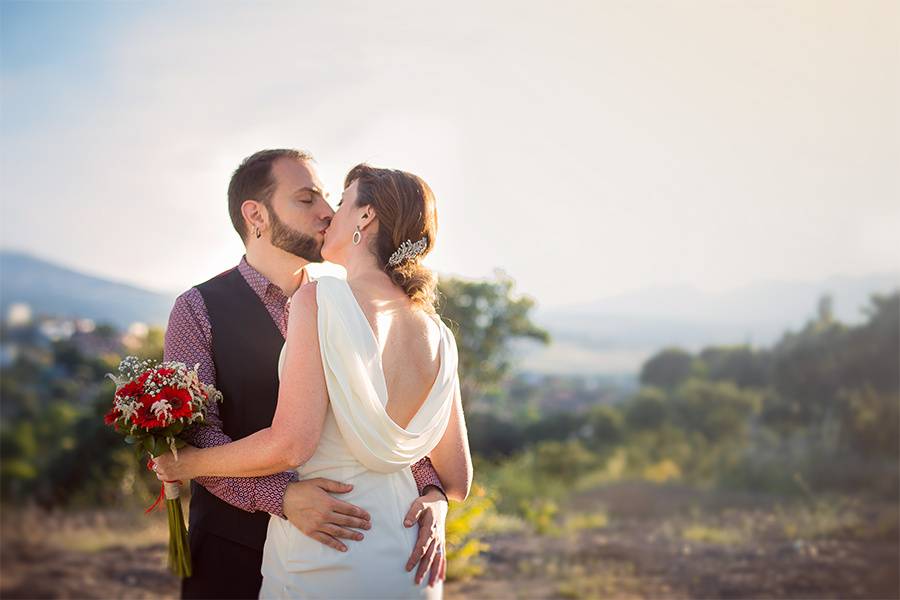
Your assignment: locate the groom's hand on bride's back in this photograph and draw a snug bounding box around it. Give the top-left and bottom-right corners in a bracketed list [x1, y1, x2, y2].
[282, 478, 371, 552]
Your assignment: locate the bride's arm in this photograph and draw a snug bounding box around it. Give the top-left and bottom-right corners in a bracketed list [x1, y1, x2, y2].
[154, 283, 327, 480]
[427, 374, 473, 502]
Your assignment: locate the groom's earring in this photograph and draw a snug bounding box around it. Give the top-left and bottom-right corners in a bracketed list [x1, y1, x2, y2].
[352, 226, 361, 245]
[255, 227, 261, 239]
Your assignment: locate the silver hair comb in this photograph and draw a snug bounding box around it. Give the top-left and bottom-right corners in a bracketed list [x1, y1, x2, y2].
[388, 236, 428, 266]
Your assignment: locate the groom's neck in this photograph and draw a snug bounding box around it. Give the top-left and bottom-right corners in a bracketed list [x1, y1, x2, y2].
[244, 245, 309, 297]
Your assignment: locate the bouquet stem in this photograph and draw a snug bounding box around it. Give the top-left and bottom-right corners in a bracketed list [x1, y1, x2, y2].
[163, 482, 191, 578]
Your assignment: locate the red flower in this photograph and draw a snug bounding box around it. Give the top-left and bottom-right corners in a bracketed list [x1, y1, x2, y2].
[171, 388, 194, 419]
[132, 394, 164, 429]
[116, 379, 143, 400]
[104, 407, 121, 427]
[129, 387, 195, 431]
[156, 386, 193, 418]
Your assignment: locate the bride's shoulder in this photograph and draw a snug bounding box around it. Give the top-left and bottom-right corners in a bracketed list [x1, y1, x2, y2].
[426, 311, 457, 346]
[305, 275, 350, 303]
[289, 279, 320, 314]
[306, 275, 343, 291]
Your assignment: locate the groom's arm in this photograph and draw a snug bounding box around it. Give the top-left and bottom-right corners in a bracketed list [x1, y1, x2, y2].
[164, 288, 296, 519]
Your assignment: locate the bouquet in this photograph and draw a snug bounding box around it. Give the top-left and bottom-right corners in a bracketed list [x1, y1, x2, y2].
[104, 356, 223, 578]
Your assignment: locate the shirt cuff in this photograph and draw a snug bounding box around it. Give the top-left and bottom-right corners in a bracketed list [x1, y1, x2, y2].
[411, 456, 445, 497]
[256, 471, 299, 519]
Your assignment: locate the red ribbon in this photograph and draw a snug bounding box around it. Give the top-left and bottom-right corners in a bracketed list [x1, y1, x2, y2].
[145, 458, 181, 514]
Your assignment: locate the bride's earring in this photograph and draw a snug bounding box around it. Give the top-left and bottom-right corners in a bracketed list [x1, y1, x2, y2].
[352, 226, 361, 245]
[255, 227, 261, 239]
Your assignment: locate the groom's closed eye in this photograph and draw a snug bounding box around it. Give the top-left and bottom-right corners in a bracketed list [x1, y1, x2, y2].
[293, 187, 328, 205]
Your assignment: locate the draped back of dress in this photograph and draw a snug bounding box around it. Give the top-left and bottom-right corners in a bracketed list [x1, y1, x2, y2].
[314, 276, 458, 472]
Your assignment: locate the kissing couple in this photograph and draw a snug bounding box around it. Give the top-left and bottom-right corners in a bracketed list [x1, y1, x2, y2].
[153, 149, 472, 599]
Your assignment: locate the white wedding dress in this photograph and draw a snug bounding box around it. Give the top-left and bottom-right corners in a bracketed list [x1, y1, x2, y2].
[259, 276, 458, 599]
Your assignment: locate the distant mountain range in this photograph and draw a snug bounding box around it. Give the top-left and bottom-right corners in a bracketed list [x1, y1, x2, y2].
[0, 250, 175, 328]
[2, 249, 897, 375]
[516, 273, 899, 375]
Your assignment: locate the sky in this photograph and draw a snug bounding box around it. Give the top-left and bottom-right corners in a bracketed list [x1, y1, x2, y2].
[1, 1, 897, 309]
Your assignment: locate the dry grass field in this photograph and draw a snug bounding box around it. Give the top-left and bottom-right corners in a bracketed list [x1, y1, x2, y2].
[2, 482, 897, 599]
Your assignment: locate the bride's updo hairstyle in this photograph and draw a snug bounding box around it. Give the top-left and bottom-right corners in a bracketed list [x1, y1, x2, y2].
[345, 164, 438, 314]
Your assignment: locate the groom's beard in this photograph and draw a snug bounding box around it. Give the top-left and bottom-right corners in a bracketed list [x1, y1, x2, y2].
[269, 209, 324, 263]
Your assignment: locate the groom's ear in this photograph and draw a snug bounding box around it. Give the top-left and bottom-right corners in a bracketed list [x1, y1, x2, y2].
[241, 199, 269, 238]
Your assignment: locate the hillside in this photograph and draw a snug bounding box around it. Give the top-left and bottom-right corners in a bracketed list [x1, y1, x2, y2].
[0, 250, 174, 328]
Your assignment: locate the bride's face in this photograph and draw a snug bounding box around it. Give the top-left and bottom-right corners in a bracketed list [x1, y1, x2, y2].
[322, 180, 366, 266]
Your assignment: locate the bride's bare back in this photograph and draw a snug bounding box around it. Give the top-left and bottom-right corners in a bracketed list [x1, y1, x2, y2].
[349, 286, 443, 430]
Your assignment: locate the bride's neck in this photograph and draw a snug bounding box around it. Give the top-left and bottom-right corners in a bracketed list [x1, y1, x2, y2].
[344, 252, 403, 302]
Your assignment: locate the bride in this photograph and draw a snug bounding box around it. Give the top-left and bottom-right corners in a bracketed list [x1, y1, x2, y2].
[153, 164, 473, 599]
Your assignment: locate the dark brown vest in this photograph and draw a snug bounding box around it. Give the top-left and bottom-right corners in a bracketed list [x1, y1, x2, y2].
[189, 267, 284, 551]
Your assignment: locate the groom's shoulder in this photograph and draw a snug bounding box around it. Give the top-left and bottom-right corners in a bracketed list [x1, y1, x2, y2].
[195, 266, 240, 290]
[167, 286, 208, 331]
[168, 267, 239, 321]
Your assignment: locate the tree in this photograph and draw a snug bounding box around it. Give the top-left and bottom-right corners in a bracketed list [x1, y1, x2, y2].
[842, 292, 899, 395]
[639, 347, 695, 390]
[436, 271, 549, 409]
[624, 386, 669, 432]
[669, 379, 762, 445]
[533, 439, 598, 488]
[834, 292, 899, 458]
[0, 320, 164, 506]
[767, 302, 848, 429]
[523, 411, 583, 444]
[584, 404, 624, 453]
[698, 345, 770, 388]
[465, 412, 526, 458]
[837, 385, 900, 458]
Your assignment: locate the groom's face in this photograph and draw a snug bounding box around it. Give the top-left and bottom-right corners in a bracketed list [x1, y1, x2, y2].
[265, 158, 334, 262]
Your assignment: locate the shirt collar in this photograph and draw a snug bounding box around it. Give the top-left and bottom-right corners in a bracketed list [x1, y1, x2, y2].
[238, 255, 305, 304]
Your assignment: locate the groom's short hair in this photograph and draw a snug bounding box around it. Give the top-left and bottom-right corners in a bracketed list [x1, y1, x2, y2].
[228, 149, 314, 241]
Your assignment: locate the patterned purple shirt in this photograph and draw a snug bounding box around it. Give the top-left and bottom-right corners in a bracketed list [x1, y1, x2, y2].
[163, 256, 443, 519]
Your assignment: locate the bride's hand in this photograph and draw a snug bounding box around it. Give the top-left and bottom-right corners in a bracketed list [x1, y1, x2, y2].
[151, 445, 199, 482]
[403, 486, 448, 587]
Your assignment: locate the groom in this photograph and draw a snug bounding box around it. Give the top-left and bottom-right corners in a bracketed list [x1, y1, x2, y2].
[164, 149, 449, 599]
